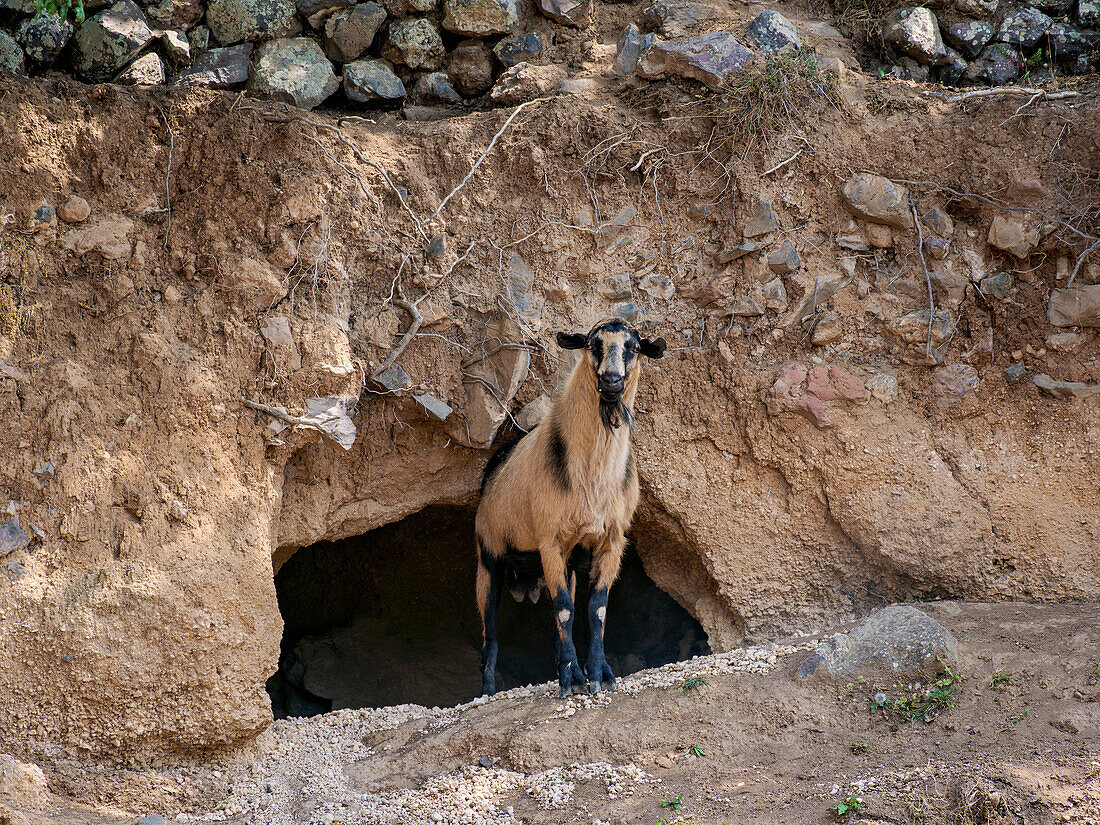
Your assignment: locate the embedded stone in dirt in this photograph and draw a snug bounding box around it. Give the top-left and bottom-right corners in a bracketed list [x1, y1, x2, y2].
[344, 58, 407, 101]
[446, 39, 494, 95]
[412, 71, 462, 103]
[641, 0, 718, 38]
[997, 7, 1052, 49]
[249, 38, 340, 110]
[0, 753, 49, 810]
[745, 10, 801, 54]
[206, 0, 299, 45]
[810, 314, 840, 345]
[797, 605, 958, 680]
[883, 7, 947, 64]
[840, 173, 913, 230]
[382, 17, 446, 70]
[743, 200, 779, 238]
[117, 52, 166, 85]
[932, 364, 980, 410]
[71, 1, 155, 83]
[537, 0, 587, 27]
[322, 3, 386, 64]
[964, 43, 1020, 85]
[442, 0, 518, 36]
[888, 308, 954, 365]
[978, 271, 1012, 299]
[1032, 374, 1100, 400]
[767, 239, 800, 274]
[174, 43, 254, 87]
[494, 32, 545, 68]
[807, 365, 867, 403]
[15, 13, 72, 64]
[865, 372, 898, 403]
[636, 32, 753, 88]
[0, 519, 30, 557]
[613, 23, 649, 76]
[61, 216, 134, 260]
[987, 215, 1038, 259]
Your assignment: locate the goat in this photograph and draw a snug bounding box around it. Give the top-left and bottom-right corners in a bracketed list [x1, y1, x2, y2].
[475, 318, 666, 697]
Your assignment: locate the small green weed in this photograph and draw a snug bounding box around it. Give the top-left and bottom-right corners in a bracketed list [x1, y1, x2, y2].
[661, 793, 684, 811]
[685, 743, 705, 757]
[834, 795, 863, 816]
[33, 0, 85, 23]
[850, 741, 869, 753]
[989, 668, 1013, 690]
[679, 676, 708, 694]
[870, 662, 958, 724]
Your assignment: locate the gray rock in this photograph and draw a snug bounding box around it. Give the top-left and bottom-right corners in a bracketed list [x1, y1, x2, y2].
[144, 0, 205, 28]
[768, 239, 800, 274]
[1033, 374, 1100, 399]
[117, 52, 165, 84]
[641, 0, 717, 37]
[997, 7, 1051, 50]
[955, 0, 997, 13]
[717, 240, 766, 262]
[841, 173, 913, 230]
[382, 17, 445, 70]
[174, 43, 253, 86]
[15, 13, 73, 64]
[0, 31, 25, 75]
[138, 817, 171, 825]
[0, 518, 30, 556]
[537, 0, 587, 27]
[762, 277, 787, 311]
[1048, 285, 1100, 328]
[188, 25, 210, 52]
[446, 39, 493, 95]
[937, 48, 968, 85]
[744, 200, 779, 238]
[344, 57, 406, 101]
[206, 0, 298, 45]
[979, 272, 1012, 299]
[637, 31, 753, 87]
[373, 363, 412, 392]
[248, 38, 339, 109]
[614, 303, 645, 324]
[162, 29, 190, 63]
[1068, 52, 1093, 75]
[887, 55, 932, 81]
[1046, 331, 1088, 352]
[889, 308, 955, 365]
[943, 19, 993, 58]
[923, 207, 954, 238]
[613, 23, 652, 76]
[1031, 0, 1072, 13]
[964, 43, 1020, 85]
[731, 294, 764, 316]
[988, 215, 1038, 258]
[413, 392, 453, 421]
[1005, 361, 1027, 383]
[883, 7, 946, 64]
[442, 0, 518, 36]
[865, 372, 898, 403]
[1080, 0, 1100, 27]
[72, 1, 154, 82]
[0, 0, 34, 11]
[412, 71, 462, 103]
[639, 273, 674, 300]
[493, 32, 543, 68]
[745, 10, 800, 54]
[598, 273, 633, 301]
[5, 561, 26, 579]
[322, 3, 386, 64]
[1047, 22, 1090, 60]
[798, 605, 958, 680]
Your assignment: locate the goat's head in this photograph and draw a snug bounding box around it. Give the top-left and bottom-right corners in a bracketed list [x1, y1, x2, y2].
[556, 319, 666, 428]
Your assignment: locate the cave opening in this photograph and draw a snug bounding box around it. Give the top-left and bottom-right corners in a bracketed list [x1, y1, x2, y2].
[267, 505, 710, 717]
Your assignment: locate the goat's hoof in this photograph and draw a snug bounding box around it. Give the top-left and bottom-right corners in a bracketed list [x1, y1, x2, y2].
[586, 659, 617, 693]
[481, 678, 497, 697]
[558, 657, 587, 697]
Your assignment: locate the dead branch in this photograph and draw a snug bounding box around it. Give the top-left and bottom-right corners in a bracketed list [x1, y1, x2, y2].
[911, 203, 936, 357]
[461, 372, 529, 433]
[923, 86, 1081, 104]
[1068, 237, 1100, 287]
[762, 148, 803, 177]
[304, 134, 381, 210]
[371, 284, 423, 380]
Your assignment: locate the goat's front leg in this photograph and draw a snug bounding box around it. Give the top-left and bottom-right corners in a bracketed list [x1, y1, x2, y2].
[476, 540, 504, 696]
[587, 534, 626, 693]
[542, 546, 586, 698]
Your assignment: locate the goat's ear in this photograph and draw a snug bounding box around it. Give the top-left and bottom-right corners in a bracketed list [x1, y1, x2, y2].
[640, 337, 667, 359]
[556, 331, 588, 350]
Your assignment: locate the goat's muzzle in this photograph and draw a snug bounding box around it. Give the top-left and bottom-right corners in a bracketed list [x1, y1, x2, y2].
[598, 373, 624, 402]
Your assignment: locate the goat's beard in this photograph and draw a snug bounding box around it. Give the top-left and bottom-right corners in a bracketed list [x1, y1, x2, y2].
[599, 396, 635, 432]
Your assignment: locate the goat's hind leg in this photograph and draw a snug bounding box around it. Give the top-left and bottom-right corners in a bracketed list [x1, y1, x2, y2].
[476, 539, 505, 696]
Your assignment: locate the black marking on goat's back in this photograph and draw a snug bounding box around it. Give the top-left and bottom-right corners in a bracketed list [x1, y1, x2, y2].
[547, 418, 570, 491]
[480, 428, 531, 494]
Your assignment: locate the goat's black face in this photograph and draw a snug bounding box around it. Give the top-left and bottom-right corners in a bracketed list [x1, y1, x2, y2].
[556, 320, 666, 407]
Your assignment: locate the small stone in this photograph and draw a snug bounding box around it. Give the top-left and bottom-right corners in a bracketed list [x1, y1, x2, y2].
[537, 0, 587, 27]
[596, 205, 637, 249]
[515, 394, 551, 430]
[887, 55, 932, 82]
[841, 173, 913, 230]
[836, 219, 869, 251]
[5, 561, 26, 579]
[889, 309, 955, 365]
[478, 755, 494, 768]
[943, 19, 993, 58]
[28, 203, 57, 233]
[138, 817, 171, 825]
[956, 0, 997, 13]
[162, 29, 191, 63]
[1005, 361, 1027, 383]
[188, 25, 210, 53]
[297, 0, 352, 17]
[344, 58, 407, 101]
[117, 52, 165, 85]
[811, 315, 841, 345]
[767, 239, 800, 274]
[612, 23, 649, 76]
[937, 47, 968, 86]
[883, 7, 947, 65]
[322, 3, 386, 64]
[413, 392, 453, 421]
[58, 196, 90, 224]
[717, 240, 766, 262]
[0, 30, 25, 75]
[146, 0, 206, 29]
[494, 32, 544, 68]
[0, 518, 31, 556]
[426, 235, 447, 261]
[488, 61, 567, 105]
[924, 236, 950, 260]
[865, 223, 892, 249]
[1046, 22, 1090, 59]
[442, 0, 518, 36]
[922, 207, 954, 238]
[636, 31, 753, 87]
[762, 277, 787, 311]
[745, 10, 801, 54]
[1048, 285, 1100, 328]
[15, 12, 73, 64]
[639, 273, 674, 300]
[979, 272, 1012, 300]
[744, 200, 779, 238]
[382, 17, 446, 70]
[206, 0, 298, 44]
[1046, 332, 1087, 352]
[865, 373, 898, 403]
[932, 364, 980, 409]
[1033, 374, 1100, 399]
[597, 273, 632, 301]
[72, 1, 155, 83]
[998, 7, 1051, 50]
[1079, 0, 1100, 27]
[373, 363, 412, 392]
[988, 215, 1039, 259]
[731, 294, 764, 316]
[446, 39, 494, 96]
[174, 44, 253, 87]
[614, 303, 644, 324]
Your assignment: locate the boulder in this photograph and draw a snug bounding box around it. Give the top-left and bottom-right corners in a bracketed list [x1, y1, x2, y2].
[248, 38, 339, 110]
[798, 605, 958, 680]
[15, 13, 73, 64]
[943, 19, 993, 58]
[488, 61, 567, 104]
[442, 0, 518, 36]
[745, 10, 801, 54]
[412, 71, 462, 103]
[72, 1, 155, 83]
[117, 52, 165, 84]
[0, 31, 24, 76]
[987, 215, 1038, 258]
[963, 43, 1019, 85]
[446, 39, 493, 95]
[637, 32, 753, 87]
[494, 32, 544, 68]
[997, 7, 1051, 50]
[344, 58, 406, 101]
[883, 7, 946, 64]
[537, 0, 587, 27]
[1047, 285, 1100, 328]
[173, 44, 253, 87]
[641, 1, 718, 37]
[144, 0, 205, 29]
[322, 3, 386, 64]
[206, 0, 298, 44]
[841, 173, 913, 230]
[382, 17, 445, 70]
